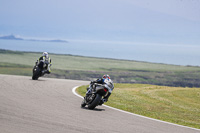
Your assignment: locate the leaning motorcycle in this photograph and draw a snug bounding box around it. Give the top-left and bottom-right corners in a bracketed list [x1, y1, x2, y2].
[81, 80, 114, 110]
[32, 60, 49, 80]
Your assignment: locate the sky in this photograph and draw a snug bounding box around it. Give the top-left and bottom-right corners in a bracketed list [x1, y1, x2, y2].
[0, 0, 200, 45]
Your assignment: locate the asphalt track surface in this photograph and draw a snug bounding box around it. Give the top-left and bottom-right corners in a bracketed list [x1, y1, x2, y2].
[0, 74, 199, 133]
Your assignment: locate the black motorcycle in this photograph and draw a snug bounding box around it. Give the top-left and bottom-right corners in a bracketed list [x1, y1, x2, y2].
[32, 60, 49, 80]
[81, 81, 114, 110]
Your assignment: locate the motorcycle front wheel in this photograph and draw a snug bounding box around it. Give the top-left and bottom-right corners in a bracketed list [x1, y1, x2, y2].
[32, 67, 40, 80]
[81, 98, 86, 108]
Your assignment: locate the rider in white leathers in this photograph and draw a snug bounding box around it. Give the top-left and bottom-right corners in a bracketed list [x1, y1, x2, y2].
[87, 74, 114, 105]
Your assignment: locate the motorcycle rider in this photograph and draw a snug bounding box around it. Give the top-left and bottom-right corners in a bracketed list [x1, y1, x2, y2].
[87, 74, 114, 105]
[38, 52, 52, 74]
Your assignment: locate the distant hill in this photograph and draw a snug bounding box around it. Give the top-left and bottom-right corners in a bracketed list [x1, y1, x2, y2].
[0, 35, 68, 43]
[0, 35, 23, 40]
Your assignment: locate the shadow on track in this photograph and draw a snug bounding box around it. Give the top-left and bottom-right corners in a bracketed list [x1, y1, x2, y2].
[81, 107, 105, 111]
[29, 79, 46, 81]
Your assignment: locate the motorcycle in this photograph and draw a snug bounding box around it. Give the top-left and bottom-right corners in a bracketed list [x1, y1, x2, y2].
[32, 59, 50, 80]
[81, 80, 114, 110]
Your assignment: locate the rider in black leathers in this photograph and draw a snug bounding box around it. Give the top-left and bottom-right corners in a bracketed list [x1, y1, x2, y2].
[38, 52, 52, 74]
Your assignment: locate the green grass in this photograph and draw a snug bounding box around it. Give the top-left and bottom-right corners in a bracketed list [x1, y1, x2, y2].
[76, 84, 200, 129]
[0, 49, 200, 87]
[0, 62, 32, 76]
[0, 49, 199, 72]
[1, 49, 200, 129]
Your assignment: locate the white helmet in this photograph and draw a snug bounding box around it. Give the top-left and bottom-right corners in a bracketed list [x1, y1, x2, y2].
[43, 52, 48, 58]
[102, 74, 110, 79]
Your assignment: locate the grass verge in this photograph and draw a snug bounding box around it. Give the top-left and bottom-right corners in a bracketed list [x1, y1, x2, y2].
[76, 84, 200, 129]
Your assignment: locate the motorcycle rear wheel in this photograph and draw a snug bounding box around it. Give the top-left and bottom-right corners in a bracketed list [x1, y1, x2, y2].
[88, 94, 101, 110]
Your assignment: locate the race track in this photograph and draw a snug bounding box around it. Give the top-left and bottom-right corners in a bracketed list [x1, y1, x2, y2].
[0, 74, 199, 133]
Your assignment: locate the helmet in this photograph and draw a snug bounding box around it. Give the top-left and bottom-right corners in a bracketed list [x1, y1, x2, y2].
[102, 74, 110, 79]
[43, 52, 48, 58]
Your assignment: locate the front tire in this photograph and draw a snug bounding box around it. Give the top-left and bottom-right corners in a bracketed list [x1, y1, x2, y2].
[88, 94, 102, 110]
[32, 67, 40, 80]
[81, 99, 86, 108]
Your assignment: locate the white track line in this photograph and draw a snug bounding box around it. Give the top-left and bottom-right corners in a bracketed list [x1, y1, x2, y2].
[72, 86, 200, 131]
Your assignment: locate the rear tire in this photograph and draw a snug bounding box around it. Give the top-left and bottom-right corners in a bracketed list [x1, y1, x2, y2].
[88, 94, 101, 110]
